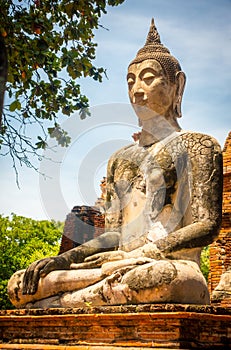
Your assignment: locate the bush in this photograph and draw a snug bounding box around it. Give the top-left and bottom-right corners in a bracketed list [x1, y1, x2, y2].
[200, 246, 210, 282]
[0, 214, 63, 309]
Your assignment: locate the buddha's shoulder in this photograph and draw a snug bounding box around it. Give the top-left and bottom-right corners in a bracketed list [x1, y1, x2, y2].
[107, 143, 139, 169]
[146, 131, 222, 161]
[109, 142, 138, 159]
[179, 130, 220, 144]
[178, 131, 221, 151]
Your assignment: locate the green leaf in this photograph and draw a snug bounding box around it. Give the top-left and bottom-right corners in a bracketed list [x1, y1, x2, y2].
[9, 100, 21, 112]
[35, 136, 47, 149]
[64, 2, 74, 16]
[62, 105, 71, 115]
[67, 65, 78, 79]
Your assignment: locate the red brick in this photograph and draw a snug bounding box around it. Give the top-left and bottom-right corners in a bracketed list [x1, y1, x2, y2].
[209, 132, 231, 295]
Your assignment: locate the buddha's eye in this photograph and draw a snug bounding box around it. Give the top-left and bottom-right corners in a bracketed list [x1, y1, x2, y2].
[127, 75, 135, 89]
[142, 71, 155, 85]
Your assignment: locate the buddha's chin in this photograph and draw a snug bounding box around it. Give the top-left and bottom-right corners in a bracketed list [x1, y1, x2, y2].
[132, 104, 158, 121]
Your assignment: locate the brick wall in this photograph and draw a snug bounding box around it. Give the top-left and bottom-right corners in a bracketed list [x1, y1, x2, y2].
[1, 305, 231, 348]
[59, 178, 106, 254]
[59, 206, 105, 255]
[209, 131, 231, 295]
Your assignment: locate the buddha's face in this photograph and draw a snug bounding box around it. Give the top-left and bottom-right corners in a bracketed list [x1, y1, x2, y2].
[127, 59, 176, 121]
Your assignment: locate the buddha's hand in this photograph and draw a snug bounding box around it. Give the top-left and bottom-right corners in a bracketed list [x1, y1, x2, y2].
[125, 242, 165, 260]
[22, 255, 70, 295]
[70, 250, 128, 270]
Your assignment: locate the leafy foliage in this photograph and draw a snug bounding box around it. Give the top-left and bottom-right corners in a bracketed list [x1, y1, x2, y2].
[0, 0, 125, 172]
[0, 213, 63, 309]
[200, 246, 210, 282]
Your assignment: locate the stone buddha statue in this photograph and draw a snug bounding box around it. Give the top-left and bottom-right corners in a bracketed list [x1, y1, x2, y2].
[8, 19, 222, 308]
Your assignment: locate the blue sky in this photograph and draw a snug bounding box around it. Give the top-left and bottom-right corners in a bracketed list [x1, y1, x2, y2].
[1, 0, 231, 221]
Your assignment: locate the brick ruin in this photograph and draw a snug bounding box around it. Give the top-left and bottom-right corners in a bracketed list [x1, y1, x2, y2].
[1, 304, 231, 349]
[59, 133, 231, 303]
[58, 178, 106, 254]
[209, 131, 231, 299]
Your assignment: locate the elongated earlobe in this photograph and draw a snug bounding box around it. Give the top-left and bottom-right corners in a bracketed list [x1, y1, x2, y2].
[174, 71, 186, 118]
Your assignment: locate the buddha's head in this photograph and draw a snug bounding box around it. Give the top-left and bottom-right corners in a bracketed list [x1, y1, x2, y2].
[127, 19, 186, 124]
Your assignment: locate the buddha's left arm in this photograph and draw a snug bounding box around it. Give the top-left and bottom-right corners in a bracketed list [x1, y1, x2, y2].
[155, 134, 223, 255]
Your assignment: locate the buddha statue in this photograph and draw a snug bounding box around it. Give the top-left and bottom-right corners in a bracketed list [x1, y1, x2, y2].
[8, 19, 222, 308]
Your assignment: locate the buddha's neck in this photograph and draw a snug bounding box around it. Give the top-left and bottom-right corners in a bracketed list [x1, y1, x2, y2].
[138, 116, 181, 147]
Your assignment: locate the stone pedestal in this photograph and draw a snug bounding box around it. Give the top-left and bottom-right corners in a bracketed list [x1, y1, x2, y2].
[0, 304, 231, 349]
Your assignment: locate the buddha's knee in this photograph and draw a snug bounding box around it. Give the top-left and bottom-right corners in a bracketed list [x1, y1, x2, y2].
[122, 260, 177, 295]
[7, 269, 26, 308]
[121, 260, 210, 304]
[169, 260, 210, 304]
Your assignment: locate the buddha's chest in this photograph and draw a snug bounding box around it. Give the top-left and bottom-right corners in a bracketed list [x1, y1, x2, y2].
[113, 144, 177, 203]
[110, 137, 192, 251]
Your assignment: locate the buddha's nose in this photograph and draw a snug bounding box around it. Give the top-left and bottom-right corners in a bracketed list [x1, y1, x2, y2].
[132, 89, 147, 104]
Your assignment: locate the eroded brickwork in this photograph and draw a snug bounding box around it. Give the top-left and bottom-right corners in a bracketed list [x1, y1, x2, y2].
[59, 183, 105, 254]
[59, 206, 105, 254]
[209, 132, 231, 295]
[0, 305, 231, 348]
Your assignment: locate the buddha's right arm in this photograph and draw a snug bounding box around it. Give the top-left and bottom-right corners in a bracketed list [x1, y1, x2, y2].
[59, 231, 121, 265]
[23, 154, 122, 295]
[22, 231, 120, 295]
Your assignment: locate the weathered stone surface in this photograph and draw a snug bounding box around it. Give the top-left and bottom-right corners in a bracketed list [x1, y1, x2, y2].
[212, 269, 231, 302]
[1, 303, 231, 315]
[7, 19, 222, 309]
[8, 268, 103, 308]
[0, 305, 231, 349]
